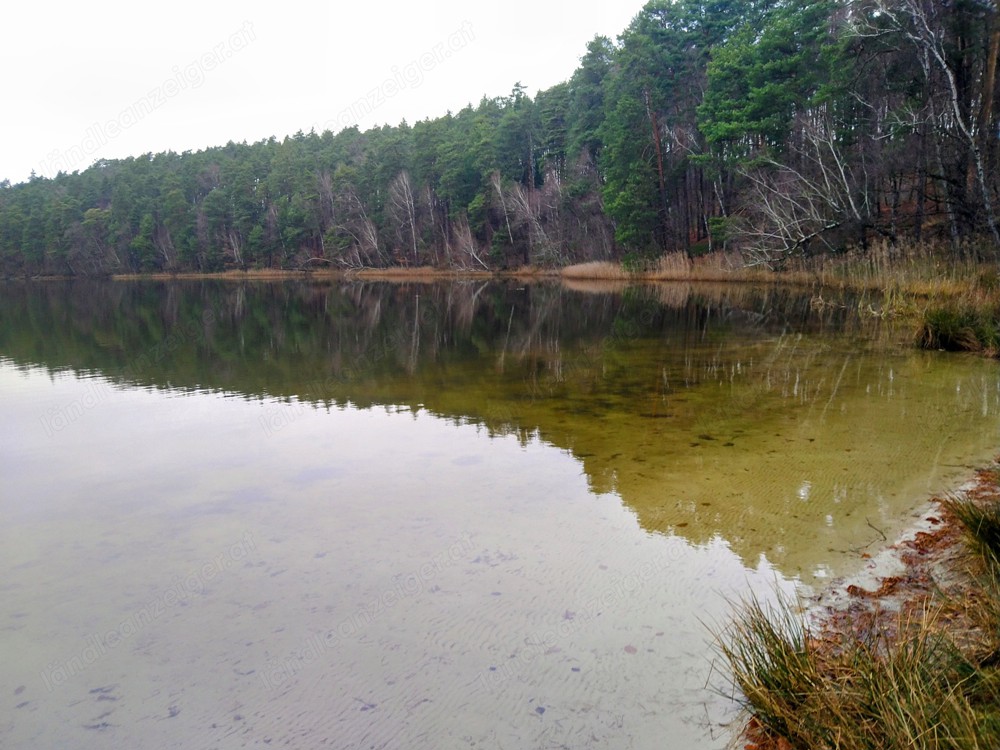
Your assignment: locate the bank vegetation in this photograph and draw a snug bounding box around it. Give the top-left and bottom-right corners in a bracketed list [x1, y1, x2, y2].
[718, 465, 1000, 749]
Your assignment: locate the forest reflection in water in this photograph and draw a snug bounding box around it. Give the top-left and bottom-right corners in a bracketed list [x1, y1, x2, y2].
[3, 279, 998, 581]
[3, 278, 1000, 750]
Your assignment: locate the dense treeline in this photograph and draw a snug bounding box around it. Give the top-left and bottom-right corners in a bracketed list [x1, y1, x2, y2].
[2, 0, 999, 276]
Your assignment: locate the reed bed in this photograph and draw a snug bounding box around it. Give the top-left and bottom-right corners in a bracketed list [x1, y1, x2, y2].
[558, 245, 1000, 356]
[799, 239, 995, 295]
[560, 252, 776, 282]
[562, 240, 996, 291]
[559, 260, 632, 280]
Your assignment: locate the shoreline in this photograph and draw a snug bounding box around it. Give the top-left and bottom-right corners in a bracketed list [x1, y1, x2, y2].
[1, 250, 985, 297]
[1, 267, 824, 294]
[805, 471, 982, 628]
[736, 458, 1000, 749]
[3, 256, 809, 286]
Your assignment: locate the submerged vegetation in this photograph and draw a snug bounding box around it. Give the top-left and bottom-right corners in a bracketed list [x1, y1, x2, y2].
[718, 473, 1000, 749]
[3, 0, 1000, 277]
[11, 278, 1000, 583]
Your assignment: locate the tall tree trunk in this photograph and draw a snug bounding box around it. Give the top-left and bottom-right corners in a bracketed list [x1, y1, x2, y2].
[979, 10, 1000, 250]
[915, 123, 926, 243]
[644, 88, 669, 249]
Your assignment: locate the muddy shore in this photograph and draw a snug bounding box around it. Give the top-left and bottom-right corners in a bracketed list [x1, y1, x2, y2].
[807, 461, 999, 640]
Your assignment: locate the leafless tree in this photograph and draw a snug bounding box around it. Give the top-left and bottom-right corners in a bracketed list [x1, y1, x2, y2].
[388, 171, 420, 264]
[225, 229, 244, 268]
[738, 113, 872, 267]
[333, 186, 384, 268]
[852, 0, 999, 243]
[451, 215, 490, 270]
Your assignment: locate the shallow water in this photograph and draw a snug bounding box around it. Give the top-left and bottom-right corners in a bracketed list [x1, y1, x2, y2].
[2, 280, 999, 749]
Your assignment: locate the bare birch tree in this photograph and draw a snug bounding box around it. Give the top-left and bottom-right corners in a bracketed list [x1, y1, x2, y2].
[388, 171, 420, 264]
[333, 186, 384, 268]
[452, 215, 490, 270]
[739, 114, 873, 268]
[853, 0, 999, 243]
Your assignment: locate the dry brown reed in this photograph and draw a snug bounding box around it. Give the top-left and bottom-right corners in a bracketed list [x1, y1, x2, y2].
[560, 261, 632, 280]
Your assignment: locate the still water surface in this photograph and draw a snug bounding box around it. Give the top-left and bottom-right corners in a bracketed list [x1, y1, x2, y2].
[2, 280, 999, 748]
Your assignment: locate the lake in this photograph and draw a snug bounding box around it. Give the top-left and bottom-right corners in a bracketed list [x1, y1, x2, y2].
[2, 279, 999, 749]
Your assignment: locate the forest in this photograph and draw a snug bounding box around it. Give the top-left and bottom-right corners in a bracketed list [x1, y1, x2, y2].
[2, 0, 999, 276]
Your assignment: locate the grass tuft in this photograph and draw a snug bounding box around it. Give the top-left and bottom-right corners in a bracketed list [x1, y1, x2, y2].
[944, 497, 1000, 573]
[916, 308, 1000, 353]
[717, 597, 835, 748]
[718, 597, 999, 749]
[716, 485, 1000, 750]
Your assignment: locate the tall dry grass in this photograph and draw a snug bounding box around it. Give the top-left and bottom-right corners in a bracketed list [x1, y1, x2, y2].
[561, 252, 776, 282]
[560, 261, 631, 280]
[562, 240, 999, 291]
[794, 238, 997, 296]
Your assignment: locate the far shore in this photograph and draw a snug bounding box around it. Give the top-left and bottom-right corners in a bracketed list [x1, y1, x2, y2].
[5, 242, 993, 302]
[105, 257, 758, 284]
[10, 261, 793, 287]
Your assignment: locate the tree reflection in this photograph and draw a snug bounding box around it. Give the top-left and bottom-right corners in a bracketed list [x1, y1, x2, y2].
[3, 279, 991, 582]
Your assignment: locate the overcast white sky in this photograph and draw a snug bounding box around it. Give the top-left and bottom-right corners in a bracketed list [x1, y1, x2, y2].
[1, 1, 641, 184]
